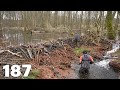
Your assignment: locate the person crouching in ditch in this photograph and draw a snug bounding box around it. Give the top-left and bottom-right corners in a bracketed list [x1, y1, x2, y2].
[73, 33, 80, 47]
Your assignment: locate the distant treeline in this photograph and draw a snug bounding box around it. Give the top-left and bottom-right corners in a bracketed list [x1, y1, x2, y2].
[0, 11, 120, 40]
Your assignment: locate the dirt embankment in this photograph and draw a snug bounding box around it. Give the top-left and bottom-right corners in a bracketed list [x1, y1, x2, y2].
[109, 60, 120, 72]
[109, 50, 120, 72]
[24, 44, 78, 79]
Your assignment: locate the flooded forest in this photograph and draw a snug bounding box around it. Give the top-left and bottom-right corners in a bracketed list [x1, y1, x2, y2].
[0, 11, 120, 79]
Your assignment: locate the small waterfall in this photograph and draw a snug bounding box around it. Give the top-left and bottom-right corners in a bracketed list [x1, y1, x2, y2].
[95, 59, 112, 70]
[95, 40, 120, 70]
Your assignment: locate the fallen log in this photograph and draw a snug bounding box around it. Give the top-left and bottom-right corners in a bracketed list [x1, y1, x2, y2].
[8, 59, 26, 61]
[0, 50, 22, 58]
[103, 56, 118, 59]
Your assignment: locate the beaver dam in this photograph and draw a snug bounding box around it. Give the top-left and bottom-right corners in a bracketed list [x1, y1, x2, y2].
[1, 34, 118, 79]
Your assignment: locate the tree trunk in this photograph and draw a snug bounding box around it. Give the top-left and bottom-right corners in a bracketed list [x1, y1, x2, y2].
[80, 11, 83, 34]
[0, 11, 3, 39]
[54, 11, 58, 28]
[115, 12, 119, 40]
[106, 11, 115, 40]
[87, 11, 91, 30]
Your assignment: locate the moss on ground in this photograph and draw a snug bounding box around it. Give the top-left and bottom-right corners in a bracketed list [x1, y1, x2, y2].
[74, 46, 93, 56]
[23, 69, 40, 79]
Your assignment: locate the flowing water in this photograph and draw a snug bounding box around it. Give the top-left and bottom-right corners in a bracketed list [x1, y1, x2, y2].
[71, 41, 120, 79]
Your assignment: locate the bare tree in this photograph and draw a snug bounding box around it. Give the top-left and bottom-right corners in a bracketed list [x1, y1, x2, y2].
[86, 11, 91, 30]
[54, 11, 58, 28]
[105, 11, 116, 40]
[0, 11, 3, 41]
[80, 11, 83, 32]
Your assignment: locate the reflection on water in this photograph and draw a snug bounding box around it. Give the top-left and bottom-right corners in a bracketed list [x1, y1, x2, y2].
[2, 29, 72, 46]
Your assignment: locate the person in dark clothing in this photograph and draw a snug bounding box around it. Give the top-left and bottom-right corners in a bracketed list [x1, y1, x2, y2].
[73, 33, 80, 47]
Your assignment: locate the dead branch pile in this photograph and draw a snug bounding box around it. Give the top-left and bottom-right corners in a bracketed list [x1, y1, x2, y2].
[0, 37, 112, 62]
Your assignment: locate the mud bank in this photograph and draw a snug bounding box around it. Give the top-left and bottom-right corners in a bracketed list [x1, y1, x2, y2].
[109, 44, 120, 72]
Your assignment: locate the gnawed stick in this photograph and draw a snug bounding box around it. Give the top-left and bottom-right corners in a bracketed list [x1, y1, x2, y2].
[27, 48, 33, 59]
[19, 47, 30, 60]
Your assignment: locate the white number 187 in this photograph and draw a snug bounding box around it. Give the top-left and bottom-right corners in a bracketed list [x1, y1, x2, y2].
[3, 64, 31, 77]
